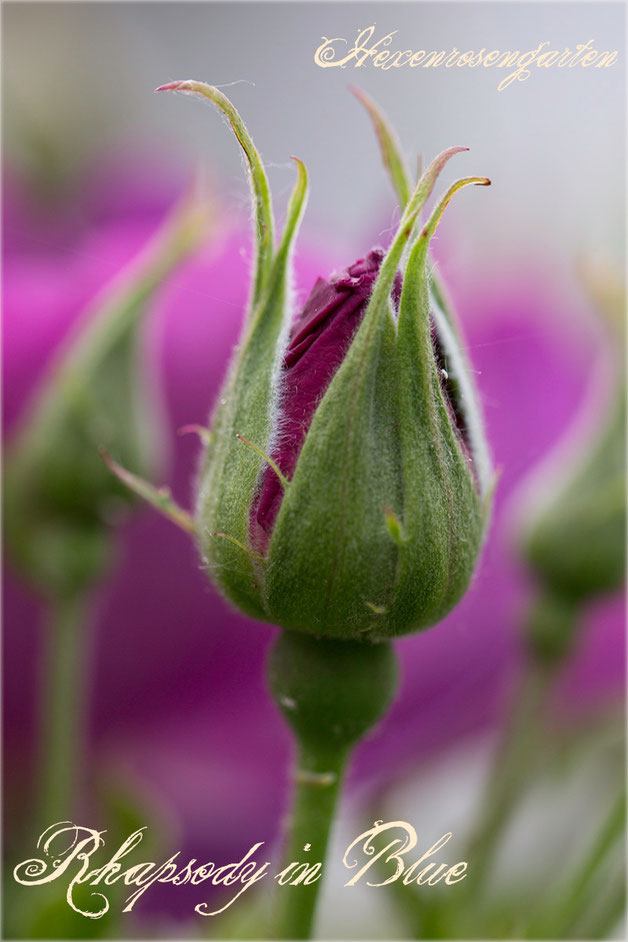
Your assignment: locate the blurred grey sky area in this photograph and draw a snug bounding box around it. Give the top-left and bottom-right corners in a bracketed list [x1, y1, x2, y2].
[3, 2, 626, 278]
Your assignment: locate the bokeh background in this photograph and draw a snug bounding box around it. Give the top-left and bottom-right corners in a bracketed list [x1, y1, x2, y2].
[3, 2, 626, 939]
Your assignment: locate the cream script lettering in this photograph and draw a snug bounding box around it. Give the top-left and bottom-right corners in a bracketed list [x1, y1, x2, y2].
[14, 819, 467, 919]
[314, 27, 618, 90]
[13, 823, 271, 918]
[343, 820, 468, 887]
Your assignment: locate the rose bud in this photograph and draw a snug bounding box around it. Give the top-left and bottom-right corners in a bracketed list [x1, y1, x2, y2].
[514, 260, 625, 657]
[4, 192, 207, 597]
[522, 391, 625, 603]
[154, 83, 493, 640]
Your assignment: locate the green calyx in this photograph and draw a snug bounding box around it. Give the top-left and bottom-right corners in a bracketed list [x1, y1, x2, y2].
[162, 82, 494, 638]
[264, 170, 491, 639]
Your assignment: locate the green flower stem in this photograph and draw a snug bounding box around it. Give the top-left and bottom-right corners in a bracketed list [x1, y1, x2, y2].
[462, 590, 581, 899]
[574, 876, 626, 940]
[463, 652, 555, 893]
[275, 744, 348, 939]
[39, 590, 90, 828]
[539, 787, 625, 939]
[268, 631, 399, 940]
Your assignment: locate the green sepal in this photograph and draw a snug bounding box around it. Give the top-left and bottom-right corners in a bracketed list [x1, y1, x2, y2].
[387, 179, 490, 631]
[261, 151, 450, 636]
[156, 80, 274, 307]
[194, 144, 308, 618]
[353, 85, 492, 490]
[351, 86, 411, 210]
[264, 304, 402, 638]
[100, 449, 196, 534]
[352, 87, 491, 470]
